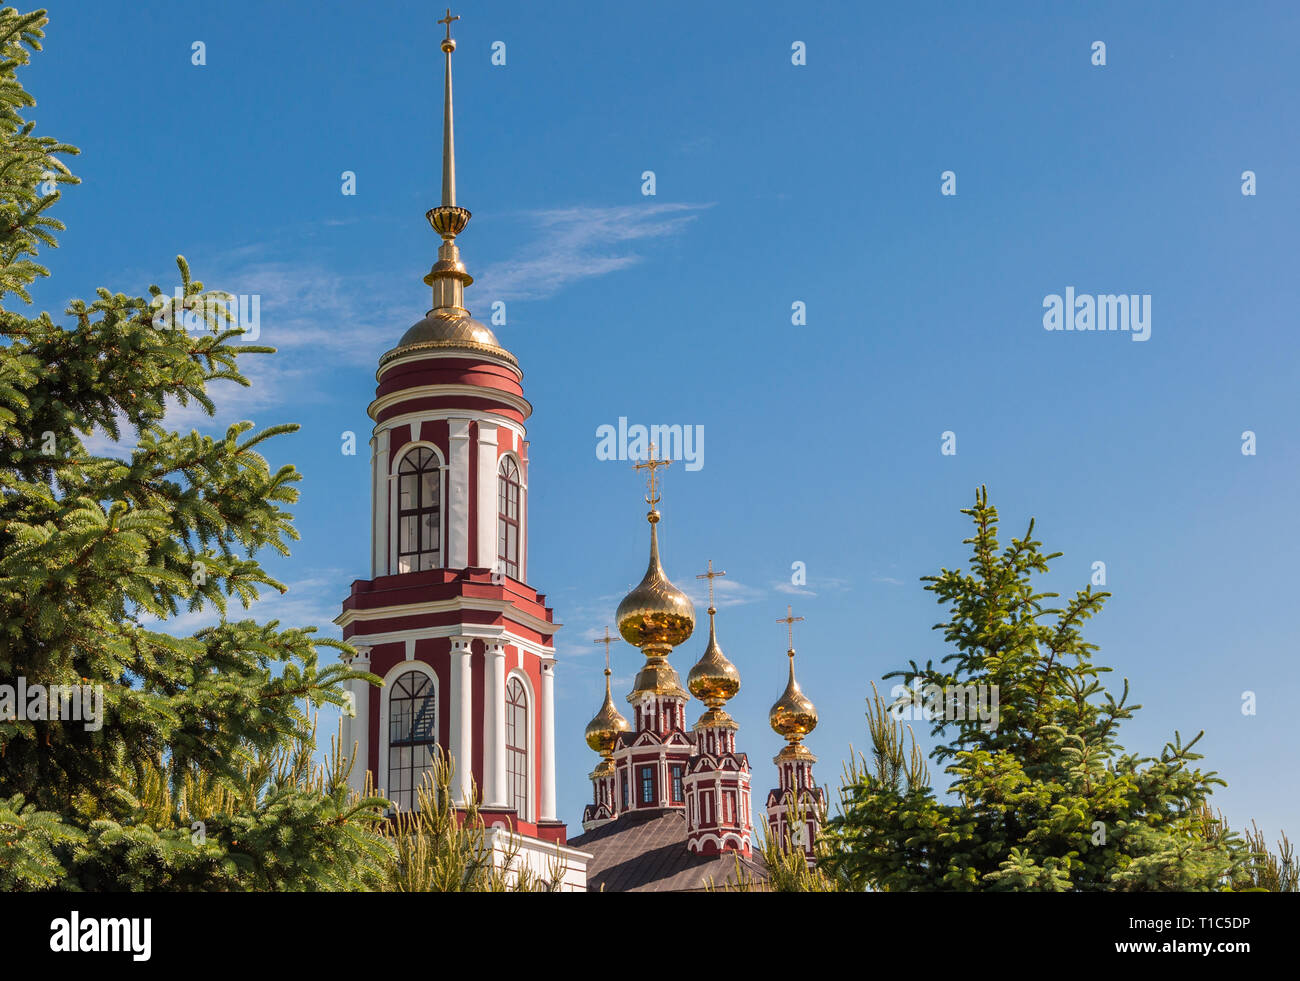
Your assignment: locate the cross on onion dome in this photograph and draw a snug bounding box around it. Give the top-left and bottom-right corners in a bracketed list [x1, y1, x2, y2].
[776, 604, 805, 651]
[633, 441, 672, 508]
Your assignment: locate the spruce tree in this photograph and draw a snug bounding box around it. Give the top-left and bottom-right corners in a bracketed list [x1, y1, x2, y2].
[821, 488, 1253, 891]
[0, 7, 390, 891]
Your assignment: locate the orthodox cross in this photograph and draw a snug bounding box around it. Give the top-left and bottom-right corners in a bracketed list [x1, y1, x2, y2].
[776, 604, 805, 650]
[438, 8, 459, 40]
[594, 626, 615, 673]
[633, 441, 671, 508]
[696, 559, 727, 610]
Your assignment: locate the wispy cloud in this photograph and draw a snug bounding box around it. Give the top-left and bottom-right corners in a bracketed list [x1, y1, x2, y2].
[774, 575, 852, 598]
[142, 571, 349, 643]
[474, 202, 712, 301]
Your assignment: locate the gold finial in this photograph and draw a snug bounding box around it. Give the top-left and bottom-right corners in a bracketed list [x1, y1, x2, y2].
[695, 559, 726, 613]
[633, 442, 672, 510]
[776, 604, 805, 651]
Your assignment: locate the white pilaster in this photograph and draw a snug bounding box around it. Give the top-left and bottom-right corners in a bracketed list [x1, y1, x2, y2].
[476, 421, 498, 571]
[372, 429, 390, 577]
[345, 647, 371, 796]
[448, 419, 471, 569]
[449, 636, 475, 804]
[484, 641, 508, 807]
[540, 659, 556, 821]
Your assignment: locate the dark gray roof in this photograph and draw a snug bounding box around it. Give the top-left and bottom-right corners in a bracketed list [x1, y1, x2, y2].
[568, 809, 768, 892]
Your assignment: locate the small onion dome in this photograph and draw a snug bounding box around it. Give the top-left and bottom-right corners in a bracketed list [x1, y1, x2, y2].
[584, 668, 630, 758]
[770, 648, 818, 743]
[386, 308, 518, 368]
[688, 607, 741, 708]
[616, 510, 695, 650]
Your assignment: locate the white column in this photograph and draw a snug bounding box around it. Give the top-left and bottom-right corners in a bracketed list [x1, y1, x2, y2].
[540, 659, 557, 821]
[372, 429, 390, 577]
[476, 421, 498, 571]
[484, 640, 508, 807]
[448, 419, 470, 569]
[449, 636, 475, 804]
[345, 647, 371, 796]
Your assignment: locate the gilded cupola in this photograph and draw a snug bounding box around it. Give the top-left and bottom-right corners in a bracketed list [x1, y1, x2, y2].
[688, 560, 741, 729]
[584, 663, 631, 760]
[614, 446, 695, 699]
[770, 606, 818, 760]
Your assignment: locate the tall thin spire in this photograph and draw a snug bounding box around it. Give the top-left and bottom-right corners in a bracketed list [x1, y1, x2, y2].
[424, 8, 473, 314]
[438, 8, 458, 207]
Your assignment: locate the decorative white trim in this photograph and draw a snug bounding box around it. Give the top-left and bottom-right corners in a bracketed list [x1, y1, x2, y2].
[344, 648, 371, 796]
[484, 641, 508, 807]
[370, 431, 389, 578]
[540, 660, 556, 822]
[448, 635, 474, 804]
[334, 597, 561, 639]
[476, 422, 498, 571]
[448, 420, 471, 569]
[368, 400, 528, 444]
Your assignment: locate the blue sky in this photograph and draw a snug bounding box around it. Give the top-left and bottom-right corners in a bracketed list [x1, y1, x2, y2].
[25, 1, 1299, 843]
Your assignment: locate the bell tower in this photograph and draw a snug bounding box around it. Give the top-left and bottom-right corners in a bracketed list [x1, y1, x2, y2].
[337, 9, 566, 853]
[765, 608, 825, 864]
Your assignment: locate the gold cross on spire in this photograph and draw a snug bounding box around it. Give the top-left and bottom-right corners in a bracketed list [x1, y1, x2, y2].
[633, 441, 672, 508]
[696, 559, 727, 610]
[438, 7, 459, 40]
[594, 626, 615, 673]
[776, 604, 805, 650]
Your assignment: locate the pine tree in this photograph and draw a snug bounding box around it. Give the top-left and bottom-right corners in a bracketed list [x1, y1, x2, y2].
[0, 7, 392, 891]
[820, 488, 1254, 891]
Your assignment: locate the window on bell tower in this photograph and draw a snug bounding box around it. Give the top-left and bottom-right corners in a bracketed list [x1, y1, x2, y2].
[397, 447, 442, 572]
[497, 456, 520, 579]
[505, 676, 529, 819]
[388, 670, 437, 811]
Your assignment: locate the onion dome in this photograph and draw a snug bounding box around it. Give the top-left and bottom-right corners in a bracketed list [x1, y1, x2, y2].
[770, 647, 818, 747]
[584, 666, 630, 758]
[688, 606, 741, 729]
[616, 509, 695, 651]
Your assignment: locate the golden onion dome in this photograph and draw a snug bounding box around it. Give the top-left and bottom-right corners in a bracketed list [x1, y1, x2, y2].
[770, 648, 818, 743]
[584, 668, 630, 758]
[688, 607, 741, 707]
[616, 510, 695, 650]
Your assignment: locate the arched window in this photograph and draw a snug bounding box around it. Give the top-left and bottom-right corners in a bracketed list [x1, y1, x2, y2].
[397, 447, 441, 572]
[388, 670, 437, 810]
[505, 676, 528, 818]
[497, 456, 521, 579]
